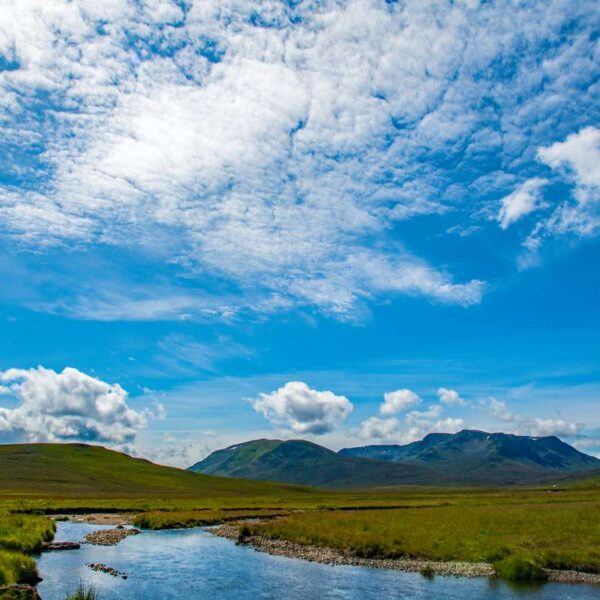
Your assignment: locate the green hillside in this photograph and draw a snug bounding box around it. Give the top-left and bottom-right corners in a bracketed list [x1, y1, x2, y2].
[0, 443, 314, 499]
[189, 439, 450, 488]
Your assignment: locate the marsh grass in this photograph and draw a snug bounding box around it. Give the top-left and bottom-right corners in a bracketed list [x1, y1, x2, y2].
[134, 509, 287, 530]
[250, 500, 600, 576]
[0, 549, 38, 585]
[65, 585, 98, 600]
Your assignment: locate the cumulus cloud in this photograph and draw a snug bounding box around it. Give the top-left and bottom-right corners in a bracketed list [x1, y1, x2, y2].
[359, 399, 464, 444]
[0, 367, 147, 444]
[437, 387, 467, 406]
[358, 416, 400, 440]
[498, 178, 548, 229]
[380, 389, 421, 415]
[251, 381, 353, 435]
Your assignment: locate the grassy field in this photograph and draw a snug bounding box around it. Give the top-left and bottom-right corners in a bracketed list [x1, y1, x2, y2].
[0, 443, 599, 585]
[247, 499, 600, 575]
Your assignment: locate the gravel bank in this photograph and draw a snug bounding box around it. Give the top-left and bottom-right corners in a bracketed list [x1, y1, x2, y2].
[84, 527, 141, 546]
[211, 524, 495, 578]
[211, 524, 600, 585]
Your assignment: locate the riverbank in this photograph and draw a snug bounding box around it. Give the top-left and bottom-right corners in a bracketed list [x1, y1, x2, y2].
[211, 523, 600, 585]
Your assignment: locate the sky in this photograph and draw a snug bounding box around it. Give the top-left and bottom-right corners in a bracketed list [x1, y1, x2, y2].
[0, 0, 599, 467]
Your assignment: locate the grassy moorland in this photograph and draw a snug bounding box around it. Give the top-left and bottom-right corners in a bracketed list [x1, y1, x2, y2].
[246, 498, 600, 576]
[0, 443, 599, 584]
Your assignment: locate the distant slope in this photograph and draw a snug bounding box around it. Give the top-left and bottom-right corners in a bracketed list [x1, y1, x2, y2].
[339, 430, 600, 485]
[0, 443, 314, 498]
[189, 439, 457, 488]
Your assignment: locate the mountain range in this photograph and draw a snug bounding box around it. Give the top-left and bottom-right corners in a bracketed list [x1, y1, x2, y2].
[189, 430, 600, 488]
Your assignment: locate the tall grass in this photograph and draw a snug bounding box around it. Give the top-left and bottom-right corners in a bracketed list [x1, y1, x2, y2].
[0, 512, 55, 553]
[0, 549, 38, 585]
[0, 512, 53, 584]
[65, 585, 98, 600]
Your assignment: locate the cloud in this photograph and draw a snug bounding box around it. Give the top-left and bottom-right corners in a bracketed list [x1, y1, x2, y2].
[521, 127, 600, 249]
[251, 381, 353, 435]
[531, 418, 578, 437]
[485, 398, 579, 437]
[358, 416, 400, 440]
[0, 366, 146, 444]
[380, 389, 421, 415]
[437, 387, 467, 406]
[1, 1, 597, 319]
[497, 178, 548, 229]
[538, 127, 600, 204]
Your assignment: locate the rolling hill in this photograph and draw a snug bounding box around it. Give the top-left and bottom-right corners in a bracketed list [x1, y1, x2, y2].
[339, 429, 600, 485]
[0, 443, 314, 499]
[188, 439, 448, 488]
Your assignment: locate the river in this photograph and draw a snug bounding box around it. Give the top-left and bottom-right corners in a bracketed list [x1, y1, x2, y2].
[36, 522, 598, 600]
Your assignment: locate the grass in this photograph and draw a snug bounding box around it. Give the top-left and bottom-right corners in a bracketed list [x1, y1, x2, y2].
[247, 499, 600, 577]
[0, 512, 54, 585]
[65, 585, 98, 600]
[134, 509, 288, 530]
[0, 549, 38, 586]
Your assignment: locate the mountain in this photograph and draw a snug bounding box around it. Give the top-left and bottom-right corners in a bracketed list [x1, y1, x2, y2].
[188, 439, 449, 488]
[0, 443, 314, 498]
[339, 429, 600, 485]
[190, 431, 600, 488]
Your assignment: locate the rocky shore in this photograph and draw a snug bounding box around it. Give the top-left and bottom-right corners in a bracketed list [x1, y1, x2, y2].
[211, 524, 495, 578]
[84, 526, 141, 546]
[211, 524, 600, 585]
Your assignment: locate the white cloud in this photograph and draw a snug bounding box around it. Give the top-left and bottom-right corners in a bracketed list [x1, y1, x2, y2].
[531, 418, 578, 437]
[358, 416, 400, 440]
[0, 1, 597, 319]
[498, 178, 548, 229]
[538, 126, 600, 204]
[485, 397, 579, 438]
[0, 366, 146, 444]
[251, 381, 353, 435]
[522, 127, 600, 248]
[437, 387, 467, 406]
[380, 389, 420, 415]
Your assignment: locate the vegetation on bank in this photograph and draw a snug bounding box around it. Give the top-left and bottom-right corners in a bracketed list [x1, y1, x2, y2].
[134, 509, 288, 530]
[246, 500, 600, 579]
[0, 513, 55, 585]
[65, 585, 98, 600]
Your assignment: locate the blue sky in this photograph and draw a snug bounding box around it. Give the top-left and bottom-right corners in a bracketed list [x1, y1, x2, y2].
[0, 0, 599, 466]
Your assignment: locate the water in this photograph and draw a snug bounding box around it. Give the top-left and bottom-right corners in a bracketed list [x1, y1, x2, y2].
[37, 522, 598, 600]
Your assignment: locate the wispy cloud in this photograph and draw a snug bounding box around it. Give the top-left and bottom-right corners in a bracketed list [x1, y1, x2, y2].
[2, 1, 596, 319]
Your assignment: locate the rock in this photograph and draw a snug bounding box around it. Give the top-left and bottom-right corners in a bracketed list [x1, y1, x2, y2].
[41, 541, 80, 551]
[0, 585, 42, 600]
[87, 563, 128, 579]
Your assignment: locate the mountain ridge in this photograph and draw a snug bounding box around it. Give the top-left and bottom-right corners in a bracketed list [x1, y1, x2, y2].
[190, 430, 600, 488]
